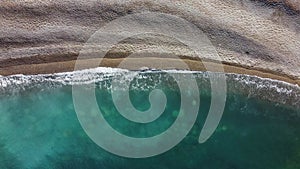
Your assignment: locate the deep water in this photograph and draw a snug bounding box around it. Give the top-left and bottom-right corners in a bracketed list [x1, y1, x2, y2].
[0, 69, 299, 169]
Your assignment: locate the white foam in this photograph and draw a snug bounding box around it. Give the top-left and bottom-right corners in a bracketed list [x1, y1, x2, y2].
[231, 73, 300, 95]
[0, 67, 299, 95]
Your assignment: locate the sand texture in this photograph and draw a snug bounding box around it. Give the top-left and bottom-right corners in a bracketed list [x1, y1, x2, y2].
[0, 0, 299, 85]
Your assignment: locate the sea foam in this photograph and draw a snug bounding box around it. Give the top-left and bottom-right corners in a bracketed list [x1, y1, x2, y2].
[0, 67, 299, 109]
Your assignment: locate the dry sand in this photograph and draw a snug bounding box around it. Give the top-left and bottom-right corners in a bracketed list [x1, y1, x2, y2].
[0, 0, 299, 85]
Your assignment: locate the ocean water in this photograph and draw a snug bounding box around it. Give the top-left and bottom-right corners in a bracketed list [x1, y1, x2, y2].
[0, 68, 299, 169]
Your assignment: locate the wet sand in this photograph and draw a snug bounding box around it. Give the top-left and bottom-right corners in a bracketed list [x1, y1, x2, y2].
[1, 0, 299, 86]
[1, 57, 299, 86]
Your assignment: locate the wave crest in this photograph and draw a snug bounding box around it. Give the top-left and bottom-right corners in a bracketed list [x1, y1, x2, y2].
[0, 67, 299, 109]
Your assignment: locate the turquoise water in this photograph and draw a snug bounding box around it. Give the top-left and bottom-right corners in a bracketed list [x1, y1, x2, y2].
[0, 69, 300, 169]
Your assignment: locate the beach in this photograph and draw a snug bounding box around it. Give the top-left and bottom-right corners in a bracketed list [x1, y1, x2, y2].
[0, 0, 299, 84]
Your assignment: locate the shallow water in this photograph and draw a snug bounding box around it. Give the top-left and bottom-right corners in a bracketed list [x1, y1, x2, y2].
[0, 69, 299, 169]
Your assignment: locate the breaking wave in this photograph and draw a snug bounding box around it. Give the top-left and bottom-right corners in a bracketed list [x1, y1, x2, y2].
[0, 67, 299, 109]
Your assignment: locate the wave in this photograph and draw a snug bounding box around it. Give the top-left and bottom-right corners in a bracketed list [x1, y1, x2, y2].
[226, 73, 300, 109]
[0, 67, 299, 109]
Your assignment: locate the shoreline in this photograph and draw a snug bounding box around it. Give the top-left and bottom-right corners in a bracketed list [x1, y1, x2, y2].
[1, 0, 299, 88]
[1, 57, 299, 86]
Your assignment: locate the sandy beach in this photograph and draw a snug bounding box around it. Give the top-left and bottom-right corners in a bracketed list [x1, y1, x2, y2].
[0, 0, 299, 85]
[1, 56, 299, 86]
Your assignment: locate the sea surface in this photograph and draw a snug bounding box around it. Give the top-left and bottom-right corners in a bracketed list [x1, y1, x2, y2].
[0, 68, 299, 169]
